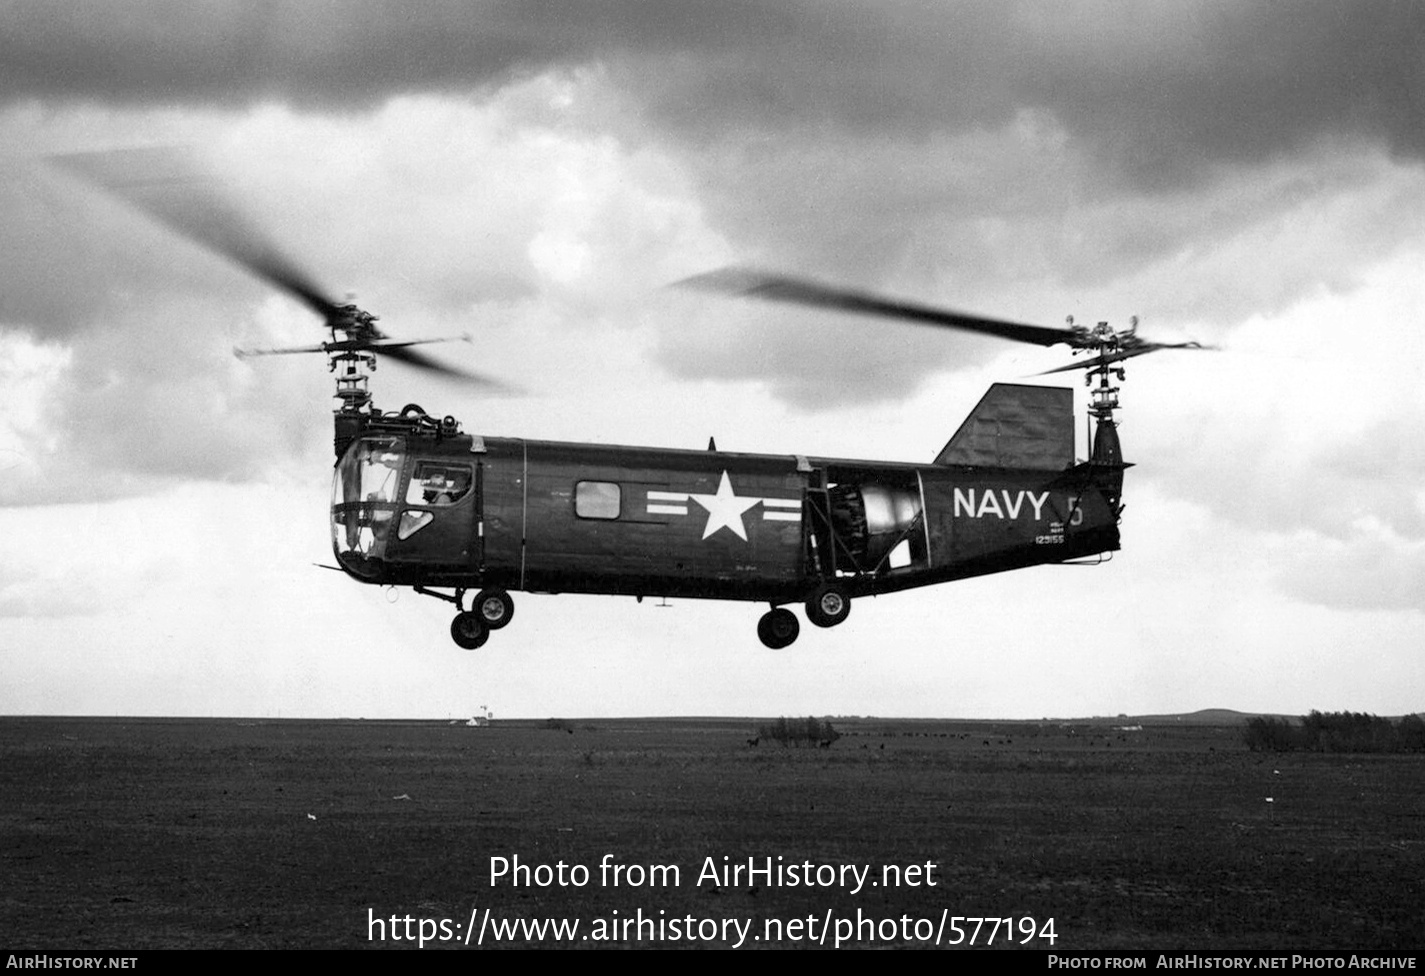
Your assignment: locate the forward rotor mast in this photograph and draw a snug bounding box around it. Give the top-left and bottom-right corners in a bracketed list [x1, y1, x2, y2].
[328, 304, 382, 416]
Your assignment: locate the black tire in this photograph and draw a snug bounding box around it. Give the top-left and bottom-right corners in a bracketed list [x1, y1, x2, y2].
[806, 584, 851, 628]
[757, 608, 800, 649]
[450, 611, 489, 649]
[473, 588, 514, 630]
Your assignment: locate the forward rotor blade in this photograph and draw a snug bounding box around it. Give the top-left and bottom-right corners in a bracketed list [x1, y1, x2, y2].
[233, 344, 328, 359]
[366, 335, 472, 353]
[55, 150, 517, 393]
[50, 148, 345, 320]
[679, 267, 1076, 348]
[234, 334, 507, 387]
[378, 343, 517, 390]
[230, 339, 454, 360]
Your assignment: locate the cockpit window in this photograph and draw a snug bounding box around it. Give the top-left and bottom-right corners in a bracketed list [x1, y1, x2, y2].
[405, 463, 472, 506]
[332, 436, 406, 574]
[335, 436, 403, 509]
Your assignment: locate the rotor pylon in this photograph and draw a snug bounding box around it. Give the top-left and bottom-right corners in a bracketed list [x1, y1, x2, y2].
[326, 304, 383, 417]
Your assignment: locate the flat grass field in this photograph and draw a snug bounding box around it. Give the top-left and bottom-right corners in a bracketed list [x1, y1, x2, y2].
[2, 716, 1422, 950]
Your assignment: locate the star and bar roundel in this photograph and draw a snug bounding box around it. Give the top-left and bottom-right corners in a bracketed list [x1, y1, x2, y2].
[646, 471, 802, 541]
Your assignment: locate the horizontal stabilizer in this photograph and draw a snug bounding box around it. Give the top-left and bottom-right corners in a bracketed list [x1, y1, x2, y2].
[935, 383, 1074, 469]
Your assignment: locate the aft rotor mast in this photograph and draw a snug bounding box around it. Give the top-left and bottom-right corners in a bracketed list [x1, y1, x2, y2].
[1068, 316, 1128, 424]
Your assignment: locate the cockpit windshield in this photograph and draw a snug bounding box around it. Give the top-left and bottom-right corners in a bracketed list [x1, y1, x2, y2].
[332, 435, 406, 578]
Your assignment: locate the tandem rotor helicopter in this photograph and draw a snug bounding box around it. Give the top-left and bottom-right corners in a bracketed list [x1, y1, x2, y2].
[57, 150, 1211, 650]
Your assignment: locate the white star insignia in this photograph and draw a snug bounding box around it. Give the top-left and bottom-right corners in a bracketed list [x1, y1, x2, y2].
[689, 471, 761, 540]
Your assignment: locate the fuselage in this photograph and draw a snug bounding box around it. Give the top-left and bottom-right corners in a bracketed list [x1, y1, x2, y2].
[330, 431, 1122, 606]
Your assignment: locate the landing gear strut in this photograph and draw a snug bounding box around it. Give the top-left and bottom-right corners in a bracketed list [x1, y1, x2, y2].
[757, 607, 800, 649]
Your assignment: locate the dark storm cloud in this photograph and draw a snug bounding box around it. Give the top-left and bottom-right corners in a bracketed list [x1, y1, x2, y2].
[1019, 2, 1425, 186]
[0, 0, 791, 109]
[4, 1, 1421, 179]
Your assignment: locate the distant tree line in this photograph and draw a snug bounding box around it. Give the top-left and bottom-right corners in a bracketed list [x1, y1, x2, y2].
[753, 716, 841, 747]
[1244, 711, 1425, 753]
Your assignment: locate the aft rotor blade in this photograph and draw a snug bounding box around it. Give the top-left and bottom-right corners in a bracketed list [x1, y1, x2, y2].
[679, 267, 1077, 348]
[1035, 341, 1216, 375]
[50, 148, 345, 320]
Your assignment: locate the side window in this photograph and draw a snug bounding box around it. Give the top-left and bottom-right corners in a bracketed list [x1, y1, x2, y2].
[575, 481, 620, 520]
[406, 463, 472, 507]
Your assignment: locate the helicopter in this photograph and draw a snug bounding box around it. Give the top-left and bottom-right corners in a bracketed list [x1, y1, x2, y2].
[54, 150, 1211, 650]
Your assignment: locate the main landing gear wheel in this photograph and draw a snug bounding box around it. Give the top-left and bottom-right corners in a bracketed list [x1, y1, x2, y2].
[473, 588, 514, 630]
[450, 611, 489, 649]
[757, 607, 800, 649]
[806, 584, 851, 628]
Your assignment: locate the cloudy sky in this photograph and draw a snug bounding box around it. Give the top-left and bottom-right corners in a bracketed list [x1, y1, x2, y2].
[1, 1, 1422, 719]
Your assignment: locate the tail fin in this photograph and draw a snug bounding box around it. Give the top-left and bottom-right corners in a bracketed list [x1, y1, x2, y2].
[934, 383, 1074, 469]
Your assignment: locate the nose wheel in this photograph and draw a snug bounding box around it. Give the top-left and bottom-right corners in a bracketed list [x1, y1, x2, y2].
[438, 587, 516, 649]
